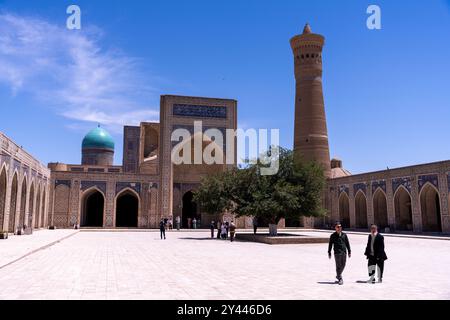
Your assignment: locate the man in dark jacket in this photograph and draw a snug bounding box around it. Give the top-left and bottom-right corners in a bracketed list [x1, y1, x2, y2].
[159, 219, 166, 240]
[328, 222, 351, 285]
[253, 216, 258, 235]
[210, 221, 215, 238]
[365, 224, 388, 283]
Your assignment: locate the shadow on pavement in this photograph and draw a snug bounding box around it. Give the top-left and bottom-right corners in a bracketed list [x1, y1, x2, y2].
[178, 237, 221, 241]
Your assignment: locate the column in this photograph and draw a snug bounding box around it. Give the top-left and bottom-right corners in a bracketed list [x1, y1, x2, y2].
[2, 171, 12, 232]
[349, 186, 356, 228]
[149, 186, 159, 228]
[69, 180, 80, 227]
[438, 171, 450, 232]
[49, 179, 55, 228]
[386, 178, 396, 229]
[367, 183, 374, 226]
[23, 174, 31, 230]
[410, 176, 422, 232]
[105, 181, 115, 228]
[14, 174, 24, 232]
[139, 182, 149, 228]
[331, 187, 339, 223]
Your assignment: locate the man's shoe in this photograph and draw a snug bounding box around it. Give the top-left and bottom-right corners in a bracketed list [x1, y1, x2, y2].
[367, 278, 376, 284]
[378, 278, 382, 283]
[338, 279, 344, 285]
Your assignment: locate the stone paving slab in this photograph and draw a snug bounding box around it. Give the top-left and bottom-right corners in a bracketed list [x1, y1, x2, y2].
[0, 229, 78, 269]
[308, 229, 450, 241]
[0, 230, 449, 300]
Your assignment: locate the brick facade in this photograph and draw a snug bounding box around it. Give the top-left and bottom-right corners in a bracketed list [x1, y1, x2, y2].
[327, 160, 450, 233]
[0, 132, 51, 233]
[47, 95, 241, 229]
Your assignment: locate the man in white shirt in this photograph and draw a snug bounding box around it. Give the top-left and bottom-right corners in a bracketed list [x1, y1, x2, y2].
[364, 224, 388, 283]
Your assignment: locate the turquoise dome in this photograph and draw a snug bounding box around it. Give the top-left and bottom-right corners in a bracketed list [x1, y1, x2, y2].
[82, 126, 115, 150]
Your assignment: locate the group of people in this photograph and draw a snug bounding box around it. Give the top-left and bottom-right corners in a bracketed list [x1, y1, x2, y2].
[328, 222, 388, 285]
[187, 217, 201, 229]
[210, 221, 237, 242]
[160, 217, 237, 242]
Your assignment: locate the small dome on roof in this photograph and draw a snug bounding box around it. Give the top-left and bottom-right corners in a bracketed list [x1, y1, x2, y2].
[82, 125, 115, 151]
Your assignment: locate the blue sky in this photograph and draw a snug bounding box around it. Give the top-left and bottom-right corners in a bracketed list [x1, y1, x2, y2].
[0, 0, 449, 174]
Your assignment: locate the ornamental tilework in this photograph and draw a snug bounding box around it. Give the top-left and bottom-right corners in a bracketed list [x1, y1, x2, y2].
[150, 183, 158, 189]
[392, 177, 412, 194]
[55, 180, 71, 188]
[353, 183, 366, 195]
[12, 159, 20, 171]
[80, 181, 107, 194]
[338, 185, 349, 196]
[116, 182, 141, 195]
[0, 153, 11, 167]
[173, 104, 227, 119]
[418, 174, 439, 192]
[372, 180, 386, 194]
[105, 216, 113, 226]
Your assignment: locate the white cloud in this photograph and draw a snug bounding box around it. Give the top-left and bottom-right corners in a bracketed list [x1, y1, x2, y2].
[0, 13, 159, 133]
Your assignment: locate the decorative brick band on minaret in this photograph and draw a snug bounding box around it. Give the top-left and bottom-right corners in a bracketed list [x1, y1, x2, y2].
[291, 24, 331, 177]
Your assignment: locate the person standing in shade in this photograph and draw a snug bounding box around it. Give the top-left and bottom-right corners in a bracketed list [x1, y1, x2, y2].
[193, 218, 197, 229]
[217, 221, 221, 239]
[176, 216, 181, 231]
[210, 221, 215, 238]
[225, 221, 230, 238]
[221, 223, 227, 239]
[328, 222, 351, 285]
[229, 221, 236, 242]
[365, 224, 388, 284]
[253, 216, 258, 235]
[159, 219, 166, 240]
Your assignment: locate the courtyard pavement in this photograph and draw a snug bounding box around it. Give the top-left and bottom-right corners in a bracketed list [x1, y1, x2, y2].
[0, 229, 449, 300]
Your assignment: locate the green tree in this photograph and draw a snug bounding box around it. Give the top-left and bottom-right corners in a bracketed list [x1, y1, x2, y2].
[194, 147, 326, 235]
[193, 171, 231, 216]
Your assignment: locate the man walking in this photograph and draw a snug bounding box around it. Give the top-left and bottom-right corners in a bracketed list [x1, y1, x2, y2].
[253, 216, 258, 235]
[328, 222, 351, 285]
[159, 219, 166, 240]
[210, 221, 215, 238]
[365, 224, 388, 283]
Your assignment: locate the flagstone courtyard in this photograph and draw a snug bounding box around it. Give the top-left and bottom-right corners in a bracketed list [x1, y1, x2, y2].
[0, 229, 449, 300]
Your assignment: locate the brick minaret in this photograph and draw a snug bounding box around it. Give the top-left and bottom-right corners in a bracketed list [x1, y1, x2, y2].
[290, 24, 331, 178]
